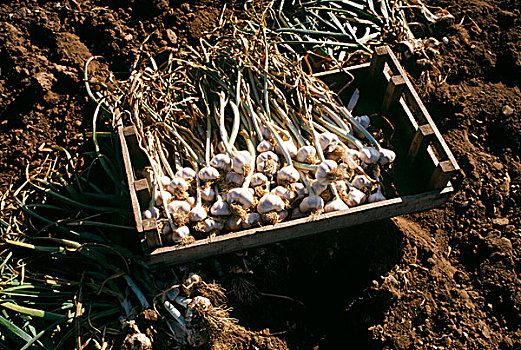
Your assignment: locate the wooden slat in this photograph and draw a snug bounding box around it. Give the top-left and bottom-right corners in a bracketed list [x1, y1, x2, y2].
[407, 124, 435, 162]
[381, 75, 406, 115]
[148, 186, 454, 265]
[430, 160, 458, 189]
[134, 178, 151, 208]
[370, 46, 389, 82]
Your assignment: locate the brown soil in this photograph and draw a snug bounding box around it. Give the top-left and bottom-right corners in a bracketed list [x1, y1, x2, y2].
[1, 0, 521, 349]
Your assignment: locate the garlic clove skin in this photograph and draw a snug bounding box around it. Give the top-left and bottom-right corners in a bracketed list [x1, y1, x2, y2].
[225, 216, 242, 231]
[368, 186, 386, 203]
[155, 190, 172, 206]
[342, 148, 360, 169]
[315, 160, 338, 185]
[318, 132, 339, 153]
[171, 226, 190, 242]
[242, 213, 261, 229]
[256, 140, 274, 153]
[257, 194, 286, 214]
[210, 200, 231, 216]
[275, 140, 298, 158]
[198, 166, 220, 182]
[296, 145, 317, 163]
[291, 207, 305, 219]
[312, 179, 328, 196]
[142, 206, 159, 219]
[360, 147, 380, 164]
[168, 177, 189, 194]
[199, 218, 224, 233]
[324, 198, 349, 213]
[166, 200, 191, 214]
[277, 210, 289, 221]
[176, 168, 197, 182]
[251, 173, 268, 187]
[355, 115, 371, 129]
[345, 187, 367, 207]
[227, 188, 255, 209]
[293, 182, 308, 200]
[256, 151, 279, 174]
[334, 180, 348, 193]
[210, 154, 232, 171]
[232, 151, 253, 175]
[299, 195, 324, 214]
[225, 172, 244, 185]
[352, 174, 373, 190]
[277, 166, 300, 184]
[378, 148, 396, 165]
[201, 187, 216, 202]
[271, 186, 296, 202]
[160, 175, 171, 188]
[189, 206, 207, 222]
[187, 196, 196, 207]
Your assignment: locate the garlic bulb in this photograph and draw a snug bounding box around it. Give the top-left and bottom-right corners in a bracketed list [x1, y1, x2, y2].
[352, 174, 373, 190]
[232, 151, 252, 175]
[277, 210, 289, 221]
[210, 154, 232, 171]
[311, 179, 328, 196]
[201, 187, 215, 202]
[162, 222, 172, 235]
[334, 180, 348, 193]
[251, 173, 268, 187]
[277, 166, 300, 184]
[257, 194, 286, 214]
[226, 188, 255, 209]
[342, 148, 360, 169]
[315, 160, 338, 185]
[142, 206, 159, 219]
[291, 207, 305, 219]
[345, 187, 366, 207]
[318, 132, 339, 152]
[167, 200, 191, 214]
[271, 186, 296, 202]
[299, 195, 324, 214]
[198, 166, 220, 182]
[155, 190, 172, 206]
[368, 185, 386, 203]
[378, 148, 396, 165]
[168, 177, 189, 195]
[187, 196, 196, 207]
[189, 205, 207, 222]
[225, 172, 244, 185]
[160, 175, 171, 188]
[256, 151, 279, 174]
[355, 115, 371, 129]
[296, 145, 317, 163]
[242, 213, 261, 229]
[256, 140, 274, 153]
[292, 182, 308, 200]
[275, 140, 298, 158]
[171, 226, 190, 242]
[210, 199, 231, 216]
[198, 218, 224, 233]
[360, 147, 380, 164]
[324, 198, 349, 213]
[176, 168, 197, 182]
[225, 216, 242, 231]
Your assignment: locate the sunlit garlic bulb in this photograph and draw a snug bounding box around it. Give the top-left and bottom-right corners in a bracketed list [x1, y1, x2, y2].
[201, 187, 215, 202]
[345, 187, 366, 207]
[210, 198, 231, 216]
[355, 115, 371, 129]
[225, 216, 242, 230]
[318, 132, 339, 152]
[275, 140, 298, 158]
[293, 182, 308, 200]
[291, 207, 305, 219]
[360, 147, 380, 164]
[227, 188, 255, 209]
[352, 174, 373, 190]
[271, 186, 296, 202]
[299, 195, 324, 214]
[315, 160, 339, 185]
[256, 140, 274, 153]
[171, 226, 190, 242]
[378, 148, 396, 165]
[198, 166, 220, 182]
[198, 218, 224, 233]
[256, 151, 279, 175]
[166, 200, 191, 214]
[242, 213, 261, 229]
[225, 172, 244, 185]
[155, 190, 172, 206]
[142, 206, 159, 219]
[368, 185, 386, 203]
[312, 179, 328, 196]
[187, 196, 196, 207]
[168, 177, 189, 195]
[342, 148, 361, 169]
[277, 166, 300, 184]
[296, 146, 317, 163]
[324, 198, 349, 213]
[189, 205, 207, 222]
[251, 173, 268, 187]
[176, 167, 197, 182]
[160, 175, 171, 188]
[232, 151, 253, 175]
[334, 180, 348, 194]
[210, 153, 232, 171]
[257, 194, 286, 214]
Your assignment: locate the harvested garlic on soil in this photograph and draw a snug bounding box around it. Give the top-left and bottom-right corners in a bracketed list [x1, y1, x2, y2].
[299, 195, 324, 214]
[296, 145, 317, 163]
[277, 166, 300, 184]
[258, 193, 286, 214]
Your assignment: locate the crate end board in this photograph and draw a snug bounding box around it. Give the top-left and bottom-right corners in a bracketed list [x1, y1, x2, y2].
[147, 185, 454, 265]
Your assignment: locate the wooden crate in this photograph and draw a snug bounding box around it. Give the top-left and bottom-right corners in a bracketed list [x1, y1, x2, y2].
[118, 45, 460, 266]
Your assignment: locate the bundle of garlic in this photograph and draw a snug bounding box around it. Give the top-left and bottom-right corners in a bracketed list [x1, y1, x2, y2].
[87, 6, 397, 246]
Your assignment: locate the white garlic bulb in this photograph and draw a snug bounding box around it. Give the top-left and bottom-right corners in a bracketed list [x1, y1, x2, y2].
[311, 179, 328, 196]
[166, 200, 191, 214]
[225, 216, 242, 231]
[189, 206, 207, 222]
[378, 148, 396, 165]
[315, 160, 338, 185]
[227, 188, 255, 209]
[168, 177, 189, 194]
[251, 173, 268, 187]
[225, 172, 244, 185]
[271, 186, 296, 202]
[155, 190, 172, 206]
[210, 153, 232, 171]
[368, 185, 386, 203]
[318, 132, 339, 152]
[242, 213, 261, 229]
[324, 198, 349, 213]
[293, 182, 308, 200]
[176, 167, 197, 182]
[355, 115, 371, 129]
[277, 166, 300, 184]
[256, 151, 279, 174]
[360, 147, 380, 164]
[171, 226, 190, 242]
[142, 206, 159, 219]
[299, 195, 324, 214]
[232, 151, 252, 175]
[257, 194, 286, 214]
[201, 187, 215, 202]
[352, 174, 373, 190]
[296, 146, 317, 163]
[210, 199, 231, 216]
[160, 175, 171, 188]
[256, 140, 274, 153]
[345, 187, 367, 207]
[275, 140, 298, 158]
[342, 148, 360, 169]
[187, 196, 196, 207]
[198, 166, 220, 182]
[198, 218, 224, 233]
